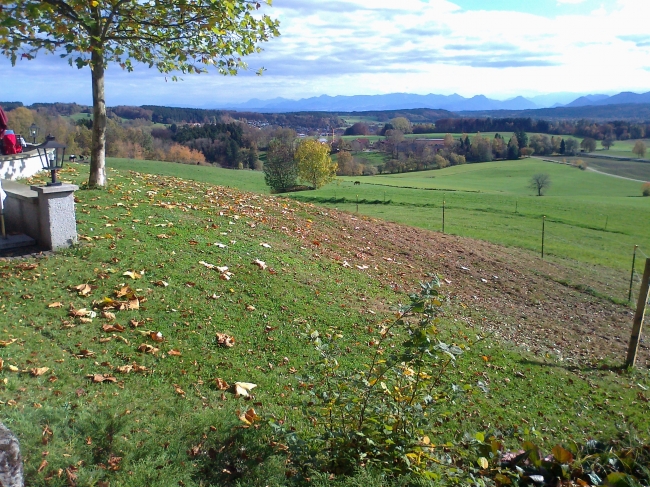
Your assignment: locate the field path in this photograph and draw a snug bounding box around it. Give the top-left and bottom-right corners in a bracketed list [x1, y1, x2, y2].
[586, 166, 647, 182]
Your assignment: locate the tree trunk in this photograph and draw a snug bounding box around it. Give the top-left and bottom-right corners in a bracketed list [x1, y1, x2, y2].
[89, 45, 107, 188]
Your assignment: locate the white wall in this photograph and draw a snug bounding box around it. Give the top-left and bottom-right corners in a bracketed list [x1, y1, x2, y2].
[0, 150, 44, 204]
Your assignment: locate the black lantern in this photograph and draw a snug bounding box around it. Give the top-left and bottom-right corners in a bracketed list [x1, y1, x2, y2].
[29, 123, 39, 144]
[36, 135, 66, 186]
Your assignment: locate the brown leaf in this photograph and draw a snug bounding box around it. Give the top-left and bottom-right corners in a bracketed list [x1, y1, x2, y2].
[238, 408, 260, 425]
[174, 384, 186, 396]
[252, 259, 267, 270]
[137, 344, 159, 354]
[216, 333, 235, 348]
[102, 323, 125, 333]
[168, 349, 182, 357]
[31, 367, 50, 377]
[154, 280, 169, 287]
[37, 459, 48, 473]
[149, 331, 164, 342]
[0, 338, 17, 347]
[122, 270, 142, 280]
[116, 365, 133, 374]
[214, 378, 230, 390]
[107, 454, 122, 471]
[48, 302, 63, 308]
[87, 374, 117, 383]
[102, 311, 116, 321]
[79, 317, 93, 324]
[77, 349, 95, 358]
[71, 283, 95, 296]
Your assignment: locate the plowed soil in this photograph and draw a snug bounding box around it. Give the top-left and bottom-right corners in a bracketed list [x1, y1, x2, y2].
[287, 206, 646, 368]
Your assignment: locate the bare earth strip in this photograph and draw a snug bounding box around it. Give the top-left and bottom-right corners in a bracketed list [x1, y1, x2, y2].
[294, 208, 646, 368]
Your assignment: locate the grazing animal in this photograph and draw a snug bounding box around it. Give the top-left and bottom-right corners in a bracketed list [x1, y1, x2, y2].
[0, 422, 24, 487]
[353, 181, 360, 185]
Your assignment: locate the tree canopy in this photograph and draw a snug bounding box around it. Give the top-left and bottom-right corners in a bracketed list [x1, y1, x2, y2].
[295, 139, 337, 189]
[0, 0, 279, 187]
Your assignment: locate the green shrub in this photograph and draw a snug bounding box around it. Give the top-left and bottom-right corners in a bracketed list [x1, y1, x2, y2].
[643, 183, 650, 197]
[272, 278, 466, 480]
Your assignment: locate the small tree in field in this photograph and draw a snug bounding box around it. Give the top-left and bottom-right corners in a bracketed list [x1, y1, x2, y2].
[581, 137, 597, 153]
[633, 141, 647, 158]
[643, 183, 650, 197]
[0, 1, 279, 188]
[295, 139, 337, 189]
[529, 173, 551, 196]
[264, 138, 297, 193]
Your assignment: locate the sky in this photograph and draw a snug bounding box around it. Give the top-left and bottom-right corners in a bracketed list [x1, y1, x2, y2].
[1, 0, 650, 108]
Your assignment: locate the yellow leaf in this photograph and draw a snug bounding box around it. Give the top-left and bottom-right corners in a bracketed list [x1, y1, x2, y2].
[0, 338, 17, 347]
[123, 270, 141, 279]
[477, 457, 489, 469]
[238, 408, 260, 425]
[30, 367, 50, 377]
[48, 302, 63, 308]
[233, 382, 257, 398]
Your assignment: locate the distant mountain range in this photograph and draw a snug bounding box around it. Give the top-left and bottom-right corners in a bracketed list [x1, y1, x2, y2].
[220, 91, 650, 114]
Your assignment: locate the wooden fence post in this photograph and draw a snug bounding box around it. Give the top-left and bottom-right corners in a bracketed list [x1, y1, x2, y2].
[626, 258, 650, 368]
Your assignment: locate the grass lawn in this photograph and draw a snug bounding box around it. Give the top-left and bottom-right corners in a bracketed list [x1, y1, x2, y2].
[105, 158, 650, 299]
[2, 163, 650, 486]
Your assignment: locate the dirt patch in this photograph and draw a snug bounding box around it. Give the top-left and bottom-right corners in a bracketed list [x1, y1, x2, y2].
[278, 206, 646, 369]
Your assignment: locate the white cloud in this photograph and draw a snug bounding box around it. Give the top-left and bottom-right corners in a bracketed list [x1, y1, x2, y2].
[1, 0, 649, 105]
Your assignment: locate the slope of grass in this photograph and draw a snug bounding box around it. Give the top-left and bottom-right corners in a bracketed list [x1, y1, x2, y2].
[1, 165, 650, 486]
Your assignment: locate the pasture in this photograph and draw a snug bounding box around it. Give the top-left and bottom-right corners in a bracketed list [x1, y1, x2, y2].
[3, 163, 650, 486]
[106, 157, 650, 304]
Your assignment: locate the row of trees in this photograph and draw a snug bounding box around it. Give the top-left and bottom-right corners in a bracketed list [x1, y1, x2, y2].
[432, 118, 650, 141]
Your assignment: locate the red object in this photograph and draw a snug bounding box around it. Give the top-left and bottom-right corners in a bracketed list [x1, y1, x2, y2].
[3, 134, 20, 155]
[0, 105, 7, 141]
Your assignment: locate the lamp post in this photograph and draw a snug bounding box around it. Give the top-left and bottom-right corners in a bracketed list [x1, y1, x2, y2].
[29, 123, 39, 144]
[36, 135, 66, 186]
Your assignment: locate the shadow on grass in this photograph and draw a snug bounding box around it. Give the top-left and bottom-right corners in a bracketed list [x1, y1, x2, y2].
[191, 426, 285, 486]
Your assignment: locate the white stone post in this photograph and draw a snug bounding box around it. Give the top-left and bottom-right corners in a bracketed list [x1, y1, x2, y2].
[30, 184, 79, 250]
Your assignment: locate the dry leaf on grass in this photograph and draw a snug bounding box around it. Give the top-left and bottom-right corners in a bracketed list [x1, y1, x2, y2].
[123, 270, 142, 279]
[48, 302, 63, 308]
[214, 378, 229, 390]
[0, 339, 17, 347]
[216, 333, 235, 348]
[237, 408, 260, 425]
[252, 259, 267, 270]
[260, 243, 271, 248]
[173, 384, 185, 396]
[116, 365, 133, 374]
[70, 283, 96, 296]
[168, 349, 182, 357]
[102, 323, 125, 333]
[154, 280, 169, 287]
[30, 367, 50, 377]
[101, 311, 116, 320]
[87, 374, 117, 383]
[233, 382, 257, 398]
[137, 344, 159, 354]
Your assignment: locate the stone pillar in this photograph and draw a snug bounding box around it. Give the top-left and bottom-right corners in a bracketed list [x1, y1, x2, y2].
[30, 184, 79, 250]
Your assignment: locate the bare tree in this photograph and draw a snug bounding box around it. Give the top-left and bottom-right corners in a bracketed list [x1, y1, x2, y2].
[529, 174, 551, 196]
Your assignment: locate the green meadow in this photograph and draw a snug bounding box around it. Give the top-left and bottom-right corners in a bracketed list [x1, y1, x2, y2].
[2, 163, 650, 487]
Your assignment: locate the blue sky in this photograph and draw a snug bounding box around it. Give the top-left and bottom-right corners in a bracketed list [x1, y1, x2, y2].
[1, 0, 649, 108]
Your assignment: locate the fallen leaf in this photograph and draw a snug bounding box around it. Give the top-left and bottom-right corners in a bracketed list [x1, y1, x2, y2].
[233, 382, 257, 398]
[48, 302, 63, 308]
[116, 365, 133, 374]
[238, 408, 260, 425]
[215, 378, 229, 390]
[71, 283, 95, 296]
[252, 259, 267, 270]
[216, 333, 235, 348]
[154, 280, 169, 287]
[123, 270, 141, 280]
[31, 367, 50, 377]
[174, 384, 185, 395]
[101, 311, 116, 321]
[137, 344, 159, 354]
[168, 349, 182, 357]
[260, 243, 271, 248]
[77, 349, 95, 358]
[246, 305, 256, 311]
[87, 374, 117, 383]
[0, 338, 17, 347]
[102, 323, 125, 333]
[149, 331, 164, 342]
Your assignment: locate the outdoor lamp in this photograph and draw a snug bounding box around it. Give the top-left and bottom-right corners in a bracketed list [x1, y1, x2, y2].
[36, 135, 66, 186]
[29, 123, 39, 144]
